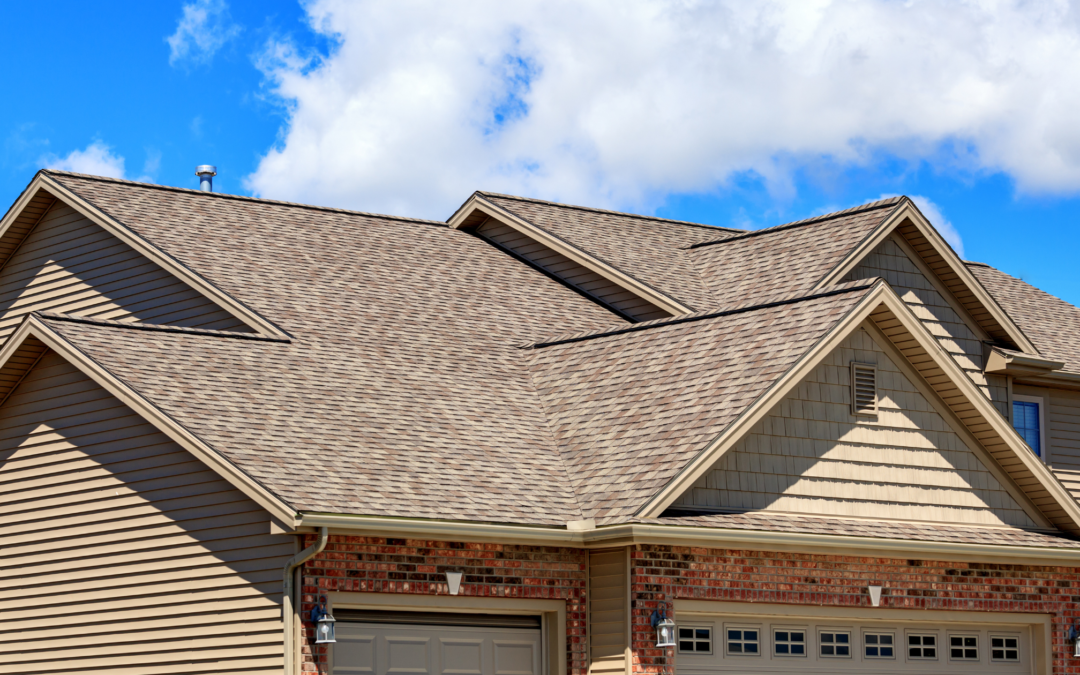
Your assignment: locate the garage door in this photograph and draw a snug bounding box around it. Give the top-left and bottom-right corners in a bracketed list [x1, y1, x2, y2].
[332, 611, 543, 675]
[675, 614, 1032, 674]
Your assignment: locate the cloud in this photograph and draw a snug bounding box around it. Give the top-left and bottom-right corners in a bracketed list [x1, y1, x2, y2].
[880, 194, 964, 258]
[42, 141, 126, 179]
[167, 0, 241, 67]
[245, 0, 1080, 220]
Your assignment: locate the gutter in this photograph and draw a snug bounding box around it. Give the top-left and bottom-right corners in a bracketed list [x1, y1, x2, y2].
[283, 526, 328, 675]
[295, 514, 1080, 565]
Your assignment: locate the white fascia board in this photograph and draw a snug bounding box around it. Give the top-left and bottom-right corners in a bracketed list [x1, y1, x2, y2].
[295, 513, 1080, 565]
[816, 200, 1038, 353]
[449, 194, 693, 316]
[2, 316, 298, 526]
[29, 174, 288, 339]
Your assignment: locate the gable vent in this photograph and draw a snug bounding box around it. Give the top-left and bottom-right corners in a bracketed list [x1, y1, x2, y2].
[851, 362, 877, 416]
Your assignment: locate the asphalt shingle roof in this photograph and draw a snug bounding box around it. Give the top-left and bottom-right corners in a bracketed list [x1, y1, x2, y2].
[14, 172, 1079, 550]
[967, 261, 1080, 374]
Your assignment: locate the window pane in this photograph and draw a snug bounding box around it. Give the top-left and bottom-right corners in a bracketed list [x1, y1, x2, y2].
[1013, 401, 1041, 456]
[679, 628, 694, 639]
[695, 642, 710, 652]
[695, 629, 710, 640]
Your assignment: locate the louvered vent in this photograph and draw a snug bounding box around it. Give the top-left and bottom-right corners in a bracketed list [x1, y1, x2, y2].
[851, 362, 877, 416]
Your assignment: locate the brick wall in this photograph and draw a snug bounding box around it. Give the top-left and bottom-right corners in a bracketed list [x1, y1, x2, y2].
[631, 545, 1080, 675]
[298, 535, 587, 675]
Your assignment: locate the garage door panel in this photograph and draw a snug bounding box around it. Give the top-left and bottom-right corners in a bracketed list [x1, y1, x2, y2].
[387, 636, 432, 675]
[440, 638, 483, 675]
[335, 627, 376, 675]
[333, 621, 541, 675]
[676, 616, 1031, 675]
[493, 639, 539, 675]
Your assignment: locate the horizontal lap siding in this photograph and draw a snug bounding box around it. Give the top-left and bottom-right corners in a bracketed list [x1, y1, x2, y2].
[677, 329, 1035, 527]
[477, 219, 669, 322]
[0, 351, 293, 674]
[589, 548, 628, 671]
[0, 202, 252, 340]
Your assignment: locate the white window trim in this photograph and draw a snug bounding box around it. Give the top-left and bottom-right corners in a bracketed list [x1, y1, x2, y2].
[677, 625, 714, 655]
[947, 632, 981, 662]
[818, 627, 854, 659]
[771, 625, 808, 658]
[905, 631, 940, 661]
[1013, 394, 1048, 462]
[722, 623, 762, 658]
[862, 629, 897, 660]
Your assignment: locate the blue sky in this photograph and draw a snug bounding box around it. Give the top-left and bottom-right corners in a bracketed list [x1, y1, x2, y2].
[1, 0, 1079, 305]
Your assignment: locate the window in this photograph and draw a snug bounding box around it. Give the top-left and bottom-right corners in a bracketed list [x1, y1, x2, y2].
[851, 362, 877, 415]
[725, 627, 759, 656]
[678, 627, 712, 654]
[773, 629, 806, 657]
[819, 630, 851, 657]
[908, 633, 938, 659]
[949, 634, 979, 660]
[1013, 396, 1044, 457]
[864, 632, 895, 658]
[991, 635, 1020, 661]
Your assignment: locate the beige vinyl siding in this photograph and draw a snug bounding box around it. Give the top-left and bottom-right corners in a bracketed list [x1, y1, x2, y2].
[0, 350, 292, 674]
[675, 328, 1036, 527]
[588, 548, 628, 675]
[0, 201, 252, 340]
[477, 218, 670, 322]
[845, 235, 1009, 417]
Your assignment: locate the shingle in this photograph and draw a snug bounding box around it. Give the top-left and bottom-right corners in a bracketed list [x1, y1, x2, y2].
[688, 197, 904, 308]
[968, 262, 1080, 374]
[483, 192, 734, 311]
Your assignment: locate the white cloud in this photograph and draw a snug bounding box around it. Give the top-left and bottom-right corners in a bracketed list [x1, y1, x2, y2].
[42, 141, 126, 179]
[880, 194, 964, 258]
[167, 0, 240, 67]
[246, 0, 1080, 220]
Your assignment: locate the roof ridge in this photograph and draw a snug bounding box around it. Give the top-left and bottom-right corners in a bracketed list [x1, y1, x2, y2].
[37, 311, 291, 342]
[478, 191, 747, 233]
[687, 196, 908, 249]
[521, 279, 880, 350]
[40, 170, 448, 226]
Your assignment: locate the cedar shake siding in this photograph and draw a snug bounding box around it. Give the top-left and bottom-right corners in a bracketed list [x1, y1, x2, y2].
[674, 327, 1037, 527]
[845, 235, 1009, 415]
[0, 200, 252, 340]
[0, 350, 293, 674]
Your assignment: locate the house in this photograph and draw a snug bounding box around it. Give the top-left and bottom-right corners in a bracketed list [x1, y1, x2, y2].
[3, 169, 1080, 675]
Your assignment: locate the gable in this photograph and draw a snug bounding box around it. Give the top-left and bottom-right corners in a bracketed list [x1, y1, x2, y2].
[0, 348, 293, 672]
[671, 327, 1041, 528]
[0, 199, 252, 340]
[845, 235, 1010, 417]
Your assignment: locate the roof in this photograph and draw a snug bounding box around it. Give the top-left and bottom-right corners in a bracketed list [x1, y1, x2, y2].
[687, 197, 905, 308]
[3, 170, 1077, 548]
[481, 192, 730, 311]
[967, 261, 1080, 374]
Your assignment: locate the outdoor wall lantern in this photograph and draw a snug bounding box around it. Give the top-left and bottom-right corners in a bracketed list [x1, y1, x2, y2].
[1069, 625, 1080, 657]
[650, 602, 676, 648]
[310, 595, 337, 644]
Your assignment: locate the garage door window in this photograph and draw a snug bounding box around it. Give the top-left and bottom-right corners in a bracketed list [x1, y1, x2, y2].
[678, 627, 712, 654]
[907, 633, 938, 659]
[950, 634, 979, 660]
[819, 630, 851, 657]
[991, 635, 1020, 661]
[724, 627, 759, 656]
[863, 632, 894, 658]
[772, 628, 806, 656]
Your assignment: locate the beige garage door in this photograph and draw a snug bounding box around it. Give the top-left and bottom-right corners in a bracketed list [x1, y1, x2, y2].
[675, 614, 1033, 675]
[332, 611, 543, 675]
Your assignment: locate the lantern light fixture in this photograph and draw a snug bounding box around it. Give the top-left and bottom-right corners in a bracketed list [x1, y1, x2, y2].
[310, 595, 337, 644]
[650, 602, 676, 648]
[1069, 625, 1080, 657]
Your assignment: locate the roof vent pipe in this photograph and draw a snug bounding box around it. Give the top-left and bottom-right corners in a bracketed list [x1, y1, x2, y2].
[196, 165, 217, 192]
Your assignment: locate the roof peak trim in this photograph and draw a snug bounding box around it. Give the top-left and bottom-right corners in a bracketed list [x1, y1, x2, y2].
[39, 170, 447, 226]
[474, 190, 745, 233]
[687, 196, 908, 249]
[522, 279, 880, 350]
[36, 312, 292, 342]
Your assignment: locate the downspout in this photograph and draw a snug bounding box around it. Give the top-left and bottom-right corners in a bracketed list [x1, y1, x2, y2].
[283, 526, 329, 675]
